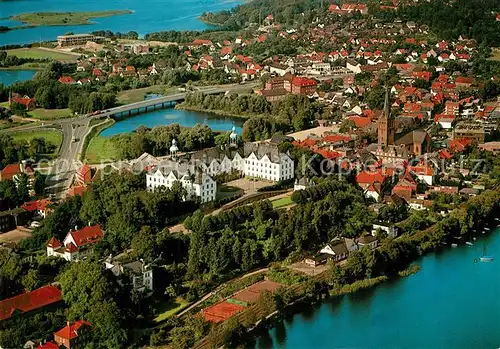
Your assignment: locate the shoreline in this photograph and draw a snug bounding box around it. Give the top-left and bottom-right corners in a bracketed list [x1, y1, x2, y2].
[176, 103, 255, 121]
[0, 65, 45, 71]
[191, 206, 500, 349]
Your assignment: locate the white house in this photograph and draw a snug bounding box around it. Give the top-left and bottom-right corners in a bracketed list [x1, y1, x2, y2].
[320, 238, 349, 262]
[105, 258, 153, 293]
[46, 225, 104, 262]
[364, 184, 381, 202]
[372, 222, 398, 238]
[146, 142, 294, 202]
[146, 163, 217, 203]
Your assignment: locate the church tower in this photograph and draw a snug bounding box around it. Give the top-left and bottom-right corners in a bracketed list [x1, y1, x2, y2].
[378, 87, 395, 147]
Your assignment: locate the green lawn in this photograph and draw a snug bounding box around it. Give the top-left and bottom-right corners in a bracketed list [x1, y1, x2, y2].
[153, 297, 189, 323]
[28, 108, 72, 120]
[271, 197, 293, 208]
[11, 10, 132, 26]
[6, 48, 78, 61]
[11, 129, 62, 156]
[84, 136, 121, 164]
[0, 120, 29, 130]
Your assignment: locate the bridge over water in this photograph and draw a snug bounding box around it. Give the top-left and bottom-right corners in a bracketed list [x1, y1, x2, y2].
[92, 83, 257, 120]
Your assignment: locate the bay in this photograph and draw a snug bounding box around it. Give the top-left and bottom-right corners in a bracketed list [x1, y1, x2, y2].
[0, 0, 243, 46]
[254, 228, 500, 349]
[0, 70, 37, 86]
[101, 107, 244, 136]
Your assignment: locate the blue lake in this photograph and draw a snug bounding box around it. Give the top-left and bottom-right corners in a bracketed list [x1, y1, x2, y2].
[0, 0, 243, 45]
[101, 107, 244, 136]
[0, 70, 37, 86]
[254, 227, 500, 349]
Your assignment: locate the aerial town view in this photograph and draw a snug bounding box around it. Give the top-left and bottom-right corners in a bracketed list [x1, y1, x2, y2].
[0, 0, 500, 348]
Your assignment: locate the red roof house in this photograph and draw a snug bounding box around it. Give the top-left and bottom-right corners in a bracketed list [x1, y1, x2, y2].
[0, 164, 22, 181]
[0, 286, 62, 322]
[291, 77, 317, 95]
[58, 76, 75, 84]
[76, 164, 92, 185]
[64, 225, 104, 248]
[54, 320, 92, 348]
[21, 199, 53, 218]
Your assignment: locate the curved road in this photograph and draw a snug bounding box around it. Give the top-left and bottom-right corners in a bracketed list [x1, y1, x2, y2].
[1, 83, 257, 198]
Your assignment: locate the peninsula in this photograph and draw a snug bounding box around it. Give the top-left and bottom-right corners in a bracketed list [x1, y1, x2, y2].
[10, 10, 133, 27]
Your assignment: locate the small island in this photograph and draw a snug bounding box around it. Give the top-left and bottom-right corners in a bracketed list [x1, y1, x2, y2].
[10, 10, 133, 27]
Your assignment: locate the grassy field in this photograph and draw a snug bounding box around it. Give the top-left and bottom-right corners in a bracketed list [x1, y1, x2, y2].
[0, 120, 29, 130]
[153, 297, 189, 323]
[11, 129, 63, 156]
[28, 108, 72, 120]
[11, 10, 132, 26]
[84, 136, 121, 164]
[271, 197, 293, 208]
[6, 48, 78, 62]
[117, 85, 178, 104]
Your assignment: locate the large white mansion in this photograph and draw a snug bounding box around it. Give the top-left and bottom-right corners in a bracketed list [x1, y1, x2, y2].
[146, 142, 294, 202]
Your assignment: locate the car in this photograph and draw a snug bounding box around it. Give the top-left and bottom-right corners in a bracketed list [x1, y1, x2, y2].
[30, 221, 41, 228]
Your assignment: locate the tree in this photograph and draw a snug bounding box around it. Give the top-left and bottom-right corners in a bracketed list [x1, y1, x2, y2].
[131, 226, 157, 262]
[33, 172, 47, 196]
[20, 269, 40, 291]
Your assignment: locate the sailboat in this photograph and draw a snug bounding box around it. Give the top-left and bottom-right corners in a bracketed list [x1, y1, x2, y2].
[480, 243, 494, 262]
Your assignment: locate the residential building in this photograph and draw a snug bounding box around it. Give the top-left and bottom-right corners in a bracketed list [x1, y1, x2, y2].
[291, 77, 317, 95]
[9, 93, 36, 110]
[0, 286, 62, 322]
[452, 122, 485, 143]
[105, 258, 154, 292]
[0, 162, 35, 182]
[355, 235, 379, 249]
[57, 34, 95, 47]
[76, 164, 93, 186]
[21, 199, 53, 219]
[320, 238, 349, 262]
[47, 225, 104, 262]
[0, 208, 30, 233]
[372, 222, 398, 238]
[54, 320, 92, 349]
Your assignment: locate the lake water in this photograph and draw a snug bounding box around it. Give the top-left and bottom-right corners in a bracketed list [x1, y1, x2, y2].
[101, 107, 244, 136]
[253, 227, 500, 349]
[0, 0, 243, 46]
[0, 70, 37, 85]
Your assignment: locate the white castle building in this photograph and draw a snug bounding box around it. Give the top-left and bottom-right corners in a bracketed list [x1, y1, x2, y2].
[146, 141, 294, 202]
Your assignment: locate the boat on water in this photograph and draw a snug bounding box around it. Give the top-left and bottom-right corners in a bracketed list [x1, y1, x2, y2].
[480, 243, 494, 262]
[451, 243, 458, 248]
[466, 242, 474, 246]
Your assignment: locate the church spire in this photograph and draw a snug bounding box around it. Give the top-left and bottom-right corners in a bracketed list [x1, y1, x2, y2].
[378, 86, 395, 147]
[384, 86, 390, 120]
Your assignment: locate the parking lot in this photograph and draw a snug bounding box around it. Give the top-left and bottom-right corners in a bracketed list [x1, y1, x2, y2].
[225, 178, 272, 194]
[0, 227, 33, 244]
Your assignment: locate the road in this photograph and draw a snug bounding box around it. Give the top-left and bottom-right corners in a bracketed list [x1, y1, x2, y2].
[1, 83, 258, 198]
[45, 119, 92, 197]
